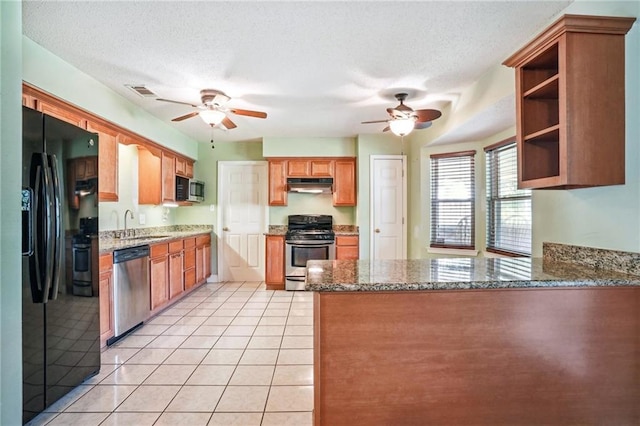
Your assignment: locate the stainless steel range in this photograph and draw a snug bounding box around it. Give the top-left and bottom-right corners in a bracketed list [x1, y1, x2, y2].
[285, 214, 335, 290]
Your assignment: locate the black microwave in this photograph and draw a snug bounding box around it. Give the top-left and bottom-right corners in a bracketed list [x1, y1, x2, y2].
[176, 176, 204, 202]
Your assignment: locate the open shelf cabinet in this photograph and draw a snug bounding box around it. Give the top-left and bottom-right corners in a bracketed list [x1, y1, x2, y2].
[503, 14, 635, 189]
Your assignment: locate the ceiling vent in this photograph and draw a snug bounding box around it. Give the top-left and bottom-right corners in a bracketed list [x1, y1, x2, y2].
[125, 85, 157, 98]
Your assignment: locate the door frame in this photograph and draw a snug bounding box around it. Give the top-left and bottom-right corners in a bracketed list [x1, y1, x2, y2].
[216, 160, 269, 282]
[369, 154, 407, 260]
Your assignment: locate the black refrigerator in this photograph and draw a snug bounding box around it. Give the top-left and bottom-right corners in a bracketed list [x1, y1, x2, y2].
[21, 106, 101, 424]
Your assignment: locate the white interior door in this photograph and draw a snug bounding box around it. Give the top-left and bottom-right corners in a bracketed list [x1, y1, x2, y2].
[218, 161, 268, 281]
[370, 155, 407, 260]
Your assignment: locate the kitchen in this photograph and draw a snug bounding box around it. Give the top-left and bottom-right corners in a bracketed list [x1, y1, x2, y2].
[2, 0, 640, 425]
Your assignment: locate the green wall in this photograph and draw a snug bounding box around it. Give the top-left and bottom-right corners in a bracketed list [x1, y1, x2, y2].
[355, 133, 405, 258]
[529, 0, 640, 255]
[1, 2, 23, 424]
[263, 136, 356, 157]
[22, 37, 199, 159]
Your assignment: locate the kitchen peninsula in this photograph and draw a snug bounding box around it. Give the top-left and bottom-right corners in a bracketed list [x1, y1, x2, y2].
[307, 244, 640, 426]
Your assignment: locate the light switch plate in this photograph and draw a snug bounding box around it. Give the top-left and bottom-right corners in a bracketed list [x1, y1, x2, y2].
[210, 204, 215, 212]
[139, 213, 146, 225]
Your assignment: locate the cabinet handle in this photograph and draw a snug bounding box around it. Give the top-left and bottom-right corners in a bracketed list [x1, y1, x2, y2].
[223, 227, 229, 231]
[375, 228, 380, 233]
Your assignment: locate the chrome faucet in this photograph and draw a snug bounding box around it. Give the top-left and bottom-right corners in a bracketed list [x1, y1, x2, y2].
[124, 209, 134, 237]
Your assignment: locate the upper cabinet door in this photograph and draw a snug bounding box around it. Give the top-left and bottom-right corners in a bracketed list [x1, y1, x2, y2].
[287, 160, 310, 177]
[162, 153, 176, 202]
[268, 160, 288, 206]
[310, 160, 333, 177]
[86, 121, 119, 202]
[333, 159, 357, 206]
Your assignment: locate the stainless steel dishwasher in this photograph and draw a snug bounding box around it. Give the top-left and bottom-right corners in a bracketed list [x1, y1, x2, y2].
[108, 245, 150, 345]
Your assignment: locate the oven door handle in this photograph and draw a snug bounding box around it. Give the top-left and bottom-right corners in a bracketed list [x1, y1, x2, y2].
[286, 242, 335, 248]
[286, 276, 306, 282]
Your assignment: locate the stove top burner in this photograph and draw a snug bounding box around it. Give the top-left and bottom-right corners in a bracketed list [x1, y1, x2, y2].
[285, 214, 335, 242]
[285, 229, 335, 242]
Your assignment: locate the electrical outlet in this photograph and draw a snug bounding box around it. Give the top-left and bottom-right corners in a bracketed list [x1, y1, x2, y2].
[139, 213, 146, 225]
[210, 204, 215, 212]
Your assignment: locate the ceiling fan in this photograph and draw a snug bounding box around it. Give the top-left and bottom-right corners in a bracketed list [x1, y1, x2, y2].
[156, 89, 267, 130]
[362, 93, 442, 136]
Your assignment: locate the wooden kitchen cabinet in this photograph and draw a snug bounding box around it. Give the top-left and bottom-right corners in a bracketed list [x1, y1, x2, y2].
[268, 160, 288, 206]
[195, 234, 212, 285]
[175, 157, 194, 178]
[149, 243, 169, 311]
[310, 159, 333, 176]
[138, 147, 162, 205]
[99, 253, 114, 347]
[265, 235, 285, 290]
[162, 152, 176, 202]
[288, 159, 333, 177]
[503, 14, 635, 189]
[86, 120, 119, 201]
[287, 159, 310, 177]
[168, 241, 184, 300]
[268, 157, 356, 206]
[333, 158, 357, 206]
[175, 157, 187, 177]
[204, 242, 211, 279]
[336, 235, 359, 260]
[183, 238, 197, 290]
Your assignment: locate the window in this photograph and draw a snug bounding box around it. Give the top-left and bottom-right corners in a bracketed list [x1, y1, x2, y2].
[485, 141, 531, 256]
[430, 151, 476, 249]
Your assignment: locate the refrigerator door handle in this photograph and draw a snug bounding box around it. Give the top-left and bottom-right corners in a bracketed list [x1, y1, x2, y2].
[41, 154, 55, 304]
[49, 155, 62, 300]
[33, 163, 44, 302]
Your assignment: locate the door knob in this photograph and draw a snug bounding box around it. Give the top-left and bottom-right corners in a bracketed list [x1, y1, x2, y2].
[223, 227, 229, 231]
[375, 228, 380, 233]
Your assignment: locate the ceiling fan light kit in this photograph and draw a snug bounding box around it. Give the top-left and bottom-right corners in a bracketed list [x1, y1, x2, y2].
[199, 109, 226, 126]
[362, 92, 442, 138]
[389, 118, 416, 136]
[157, 88, 267, 130]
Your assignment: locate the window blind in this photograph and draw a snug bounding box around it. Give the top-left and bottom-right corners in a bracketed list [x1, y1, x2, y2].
[485, 142, 531, 256]
[430, 151, 476, 249]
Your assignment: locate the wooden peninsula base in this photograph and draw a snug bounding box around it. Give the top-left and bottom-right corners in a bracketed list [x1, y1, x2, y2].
[313, 288, 639, 425]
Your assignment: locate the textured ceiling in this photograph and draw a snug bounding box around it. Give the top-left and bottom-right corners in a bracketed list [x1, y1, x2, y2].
[22, 1, 571, 145]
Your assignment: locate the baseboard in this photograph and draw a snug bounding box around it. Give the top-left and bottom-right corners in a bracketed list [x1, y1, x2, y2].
[207, 275, 219, 283]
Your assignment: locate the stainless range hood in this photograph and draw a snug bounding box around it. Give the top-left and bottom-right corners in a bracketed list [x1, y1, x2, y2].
[287, 177, 333, 194]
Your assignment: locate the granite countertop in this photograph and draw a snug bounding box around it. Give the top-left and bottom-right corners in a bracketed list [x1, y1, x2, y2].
[100, 225, 214, 254]
[305, 257, 640, 292]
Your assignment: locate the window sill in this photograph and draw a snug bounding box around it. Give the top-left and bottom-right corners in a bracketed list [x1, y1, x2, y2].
[427, 247, 479, 256]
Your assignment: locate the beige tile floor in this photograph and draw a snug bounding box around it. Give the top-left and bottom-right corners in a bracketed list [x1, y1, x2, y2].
[28, 282, 314, 426]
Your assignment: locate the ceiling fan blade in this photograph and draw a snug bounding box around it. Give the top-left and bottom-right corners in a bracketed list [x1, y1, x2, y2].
[414, 109, 442, 123]
[382, 126, 390, 132]
[221, 116, 237, 129]
[229, 108, 267, 119]
[157, 98, 200, 108]
[171, 111, 200, 122]
[414, 121, 433, 130]
[361, 119, 389, 124]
